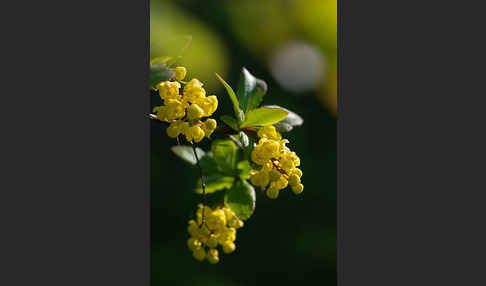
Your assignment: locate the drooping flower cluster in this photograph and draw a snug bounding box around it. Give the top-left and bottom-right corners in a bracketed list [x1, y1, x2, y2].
[250, 125, 303, 198]
[187, 204, 244, 263]
[153, 67, 218, 143]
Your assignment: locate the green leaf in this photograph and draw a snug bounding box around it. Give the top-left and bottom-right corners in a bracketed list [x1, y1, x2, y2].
[215, 73, 244, 123]
[264, 105, 304, 132]
[224, 179, 256, 220]
[211, 139, 238, 171]
[150, 62, 174, 90]
[171, 146, 205, 165]
[237, 68, 268, 112]
[242, 135, 255, 161]
[195, 174, 235, 194]
[220, 115, 239, 131]
[236, 160, 252, 179]
[239, 107, 288, 128]
[198, 152, 220, 174]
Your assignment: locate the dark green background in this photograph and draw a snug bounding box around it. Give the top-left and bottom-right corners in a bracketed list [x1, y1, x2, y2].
[151, 1, 336, 285]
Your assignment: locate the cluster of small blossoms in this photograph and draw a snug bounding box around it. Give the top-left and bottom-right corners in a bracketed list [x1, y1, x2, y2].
[187, 204, 244, 263]
[250, 125, 304, 198]
[153, 67, 218, 143]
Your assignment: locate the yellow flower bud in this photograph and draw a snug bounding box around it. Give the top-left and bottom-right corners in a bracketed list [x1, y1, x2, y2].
[187, 238, 202, 251]
[192, 248, 206, 261]
[187, 220, 199, 237]
[223, 208, 234, 221]
[204, 118, 217, 130]
[206, 209, 226, 231]
[182, 89, 206, 106]
[279, 156, 295, 173]
[271, 176, 288, 190]
[228, 216, 244, 229]
[250, 170, 270, 187]
[172, 66, 187, 81]
[184, 78, 204, 90]
[155, 106, 168, 122]
[198, 226, 211, 244]
[183, 79, 206, 104]
[266, 187, 279, 199]
[184, 125, 205, 143]
[192, 126, 205, 143]
[200, 95, 218, 116]
[235, 219, 244, 229]
[164, 99, 186, 120]
[227, 227, 236, 241]
[199, 235, 209, 244]
[206, 236, 218, 248]
[258, 125, 281, 140]
[187, 204, 243, 263]
[166, 120, 186, 138]
[207, 248, 219, 264]
[203, 205, 212, 216]
[288, 151, 300, 167]
[292, 183, 304, 195]
[201, 118, 217, 138]
[251, 146, 269, 165]
[292, 168, 303, 178]
[187, 104, 205, 120]
[222, 241, 236, 254]
[269, 169, 281, 182]
[261, 140, 280, 158]
[288, 173, 301, 187]
[196, 205, 212, 224]
[157, 81, 181, 101]
[217, 227, 236, 243]
[262, 161, 273, 172]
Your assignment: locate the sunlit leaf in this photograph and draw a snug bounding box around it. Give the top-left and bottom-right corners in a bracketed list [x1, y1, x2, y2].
[240, 107, 288, 128]
[215, 73, 244, 123]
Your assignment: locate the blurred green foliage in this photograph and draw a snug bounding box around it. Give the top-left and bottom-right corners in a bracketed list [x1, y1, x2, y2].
[151, 0, 336, 285]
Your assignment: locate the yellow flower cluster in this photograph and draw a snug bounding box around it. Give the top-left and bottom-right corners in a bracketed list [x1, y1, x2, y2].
[187, 204, 244, 264]
[153, 67, 218, 143]
[250, 126, 304, 198]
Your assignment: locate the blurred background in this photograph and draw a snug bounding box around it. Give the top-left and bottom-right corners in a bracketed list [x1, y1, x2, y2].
[150, 0, 336, 285]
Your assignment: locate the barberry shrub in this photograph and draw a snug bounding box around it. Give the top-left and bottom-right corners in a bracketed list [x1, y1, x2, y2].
[150, 57, 304, 264]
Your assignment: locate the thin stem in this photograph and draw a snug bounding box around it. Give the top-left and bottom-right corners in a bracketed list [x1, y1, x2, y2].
[228, 135, 243, 149]
[270, 158, 289, 179]
[190, 141, 206, 227]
